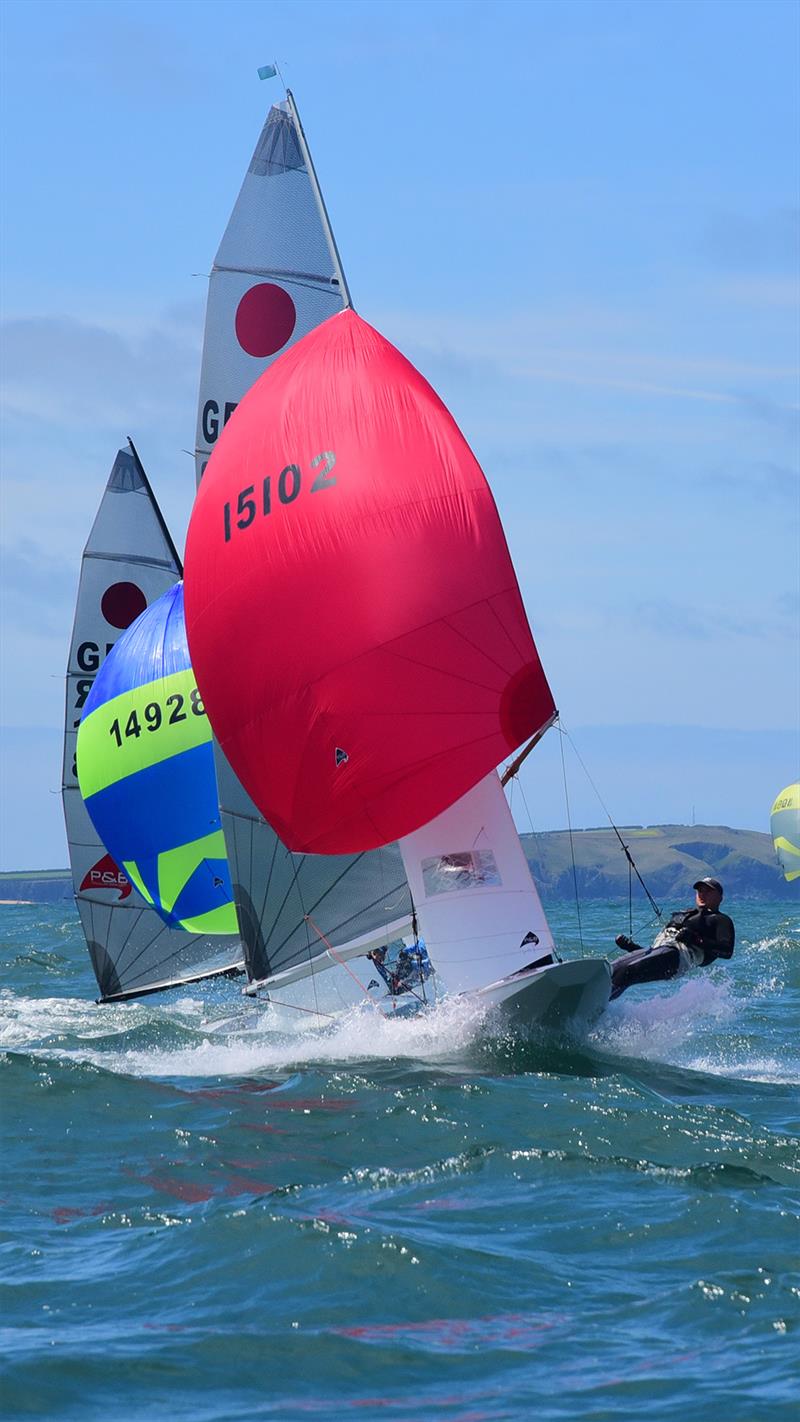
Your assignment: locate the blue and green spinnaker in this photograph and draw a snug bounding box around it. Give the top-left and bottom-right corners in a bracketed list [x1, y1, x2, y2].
[77, 582, 237, 934]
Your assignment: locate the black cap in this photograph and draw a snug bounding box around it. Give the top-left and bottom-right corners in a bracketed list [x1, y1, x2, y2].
[694, 877, 723, 897]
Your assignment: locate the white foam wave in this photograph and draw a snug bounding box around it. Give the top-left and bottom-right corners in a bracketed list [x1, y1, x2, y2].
[587, 973, 800, 1085]
[590, 972, 735, 1052]
[0, 988, 490, 1080]
[684, 1054, 800, 1086]
[5, 945, 797, 1086]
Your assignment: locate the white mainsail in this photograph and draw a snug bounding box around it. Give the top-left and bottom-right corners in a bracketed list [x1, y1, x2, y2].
[62, 445, 244, 1001]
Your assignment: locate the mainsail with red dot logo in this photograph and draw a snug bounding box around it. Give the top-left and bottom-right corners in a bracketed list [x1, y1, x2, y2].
[194, 90, 349, 487]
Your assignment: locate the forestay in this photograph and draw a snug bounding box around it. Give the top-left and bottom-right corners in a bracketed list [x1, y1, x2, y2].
[62, 446, 243, 1001]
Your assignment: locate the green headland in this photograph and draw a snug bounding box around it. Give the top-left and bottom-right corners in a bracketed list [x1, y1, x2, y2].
[1, 825, 792, 905]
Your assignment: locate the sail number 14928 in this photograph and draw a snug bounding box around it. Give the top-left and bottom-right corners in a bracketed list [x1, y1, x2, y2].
[222, 451, 336, 542]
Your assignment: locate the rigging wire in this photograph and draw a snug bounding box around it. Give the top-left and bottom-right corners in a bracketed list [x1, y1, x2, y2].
[304, 914, 383, 1012]
[628, 854, 633, 938]
[408, 893, 429, 1006]
[264, 996, 335, 1020]
[305, 913, 429, 1013]
[559, 723, 663, 922]
[284, 850, 322, 1021]
[508, 767, 547, 880]
[557, 719, 584, 952]
[501, 722, 573, 952]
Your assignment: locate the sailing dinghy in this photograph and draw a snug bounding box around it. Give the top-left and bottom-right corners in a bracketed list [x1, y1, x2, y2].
[183, 90, 610, 1032]
[62, 444, 244, 1002]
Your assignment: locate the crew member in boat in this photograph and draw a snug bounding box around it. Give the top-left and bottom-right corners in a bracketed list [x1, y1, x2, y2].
[366, 941, 433, 996]
[610, 877, 734, 999]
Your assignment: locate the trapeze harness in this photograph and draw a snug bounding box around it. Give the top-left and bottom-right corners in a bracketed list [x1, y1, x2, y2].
[610, 906, 735, 1000]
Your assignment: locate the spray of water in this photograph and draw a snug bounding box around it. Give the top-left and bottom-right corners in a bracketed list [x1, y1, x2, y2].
[3, 923, 797, 1085]
[0, 986, 491, 1080]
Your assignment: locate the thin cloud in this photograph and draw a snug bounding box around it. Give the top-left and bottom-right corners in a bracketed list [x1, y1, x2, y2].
[700, 208, 800, 271]
[730, 390, 800, 438]
[1, 310, 202, 431]
[634, 598, 792, 642]
[376, 304, 796, 415]
[47, 13, 207, 104]
[713, 275, 800, 310]
[0, 540, 76, 635]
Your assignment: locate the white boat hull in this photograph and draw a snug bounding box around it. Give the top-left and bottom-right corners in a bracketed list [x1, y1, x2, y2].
[468, 957, 611, 1033]
[247, 955, 611, 1037]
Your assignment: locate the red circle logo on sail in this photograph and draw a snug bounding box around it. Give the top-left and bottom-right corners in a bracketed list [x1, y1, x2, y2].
[101, 582, 147, 629]
[235, 283, 297, 358]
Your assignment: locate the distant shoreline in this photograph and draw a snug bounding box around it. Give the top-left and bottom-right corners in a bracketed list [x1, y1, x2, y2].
[1, 823, 793, 904]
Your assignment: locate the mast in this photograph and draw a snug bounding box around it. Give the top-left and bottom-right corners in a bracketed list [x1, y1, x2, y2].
[127, 437, 183, 573]
[285, 89, 352, 309]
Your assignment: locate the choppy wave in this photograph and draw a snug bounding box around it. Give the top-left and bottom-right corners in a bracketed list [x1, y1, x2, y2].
[1, 900, 798, 1421]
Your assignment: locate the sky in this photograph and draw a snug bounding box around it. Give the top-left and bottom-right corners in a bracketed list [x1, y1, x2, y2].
[1, 0, 798, 869]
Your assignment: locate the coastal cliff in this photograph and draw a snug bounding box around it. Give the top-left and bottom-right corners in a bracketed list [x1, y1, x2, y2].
[522, 824, 791, 902]
[0, 825, 792, 906]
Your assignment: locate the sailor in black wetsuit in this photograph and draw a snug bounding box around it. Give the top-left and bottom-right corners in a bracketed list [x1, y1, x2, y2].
[610, 877, 735, 1000]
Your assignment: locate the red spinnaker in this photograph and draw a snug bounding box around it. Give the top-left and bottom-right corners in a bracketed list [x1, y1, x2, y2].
[184, 310, 555, 854]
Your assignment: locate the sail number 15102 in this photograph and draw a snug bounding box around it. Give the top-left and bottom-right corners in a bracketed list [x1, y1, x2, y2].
[222, 451, 336, 542]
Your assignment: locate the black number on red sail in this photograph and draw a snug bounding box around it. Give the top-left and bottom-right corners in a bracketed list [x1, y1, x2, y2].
[310, 451, 336, 491]
[278, 464, 301, 504]
[237, 486, 256, 529]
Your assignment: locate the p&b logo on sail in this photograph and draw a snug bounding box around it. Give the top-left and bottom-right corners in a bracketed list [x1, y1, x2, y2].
[80, 854, 131, 901]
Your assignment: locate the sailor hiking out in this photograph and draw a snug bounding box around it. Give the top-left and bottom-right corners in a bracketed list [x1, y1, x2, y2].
[610, 877, 735, 1000]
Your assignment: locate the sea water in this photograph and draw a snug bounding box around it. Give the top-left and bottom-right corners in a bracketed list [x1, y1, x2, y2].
[1, 900, 798, 1420]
